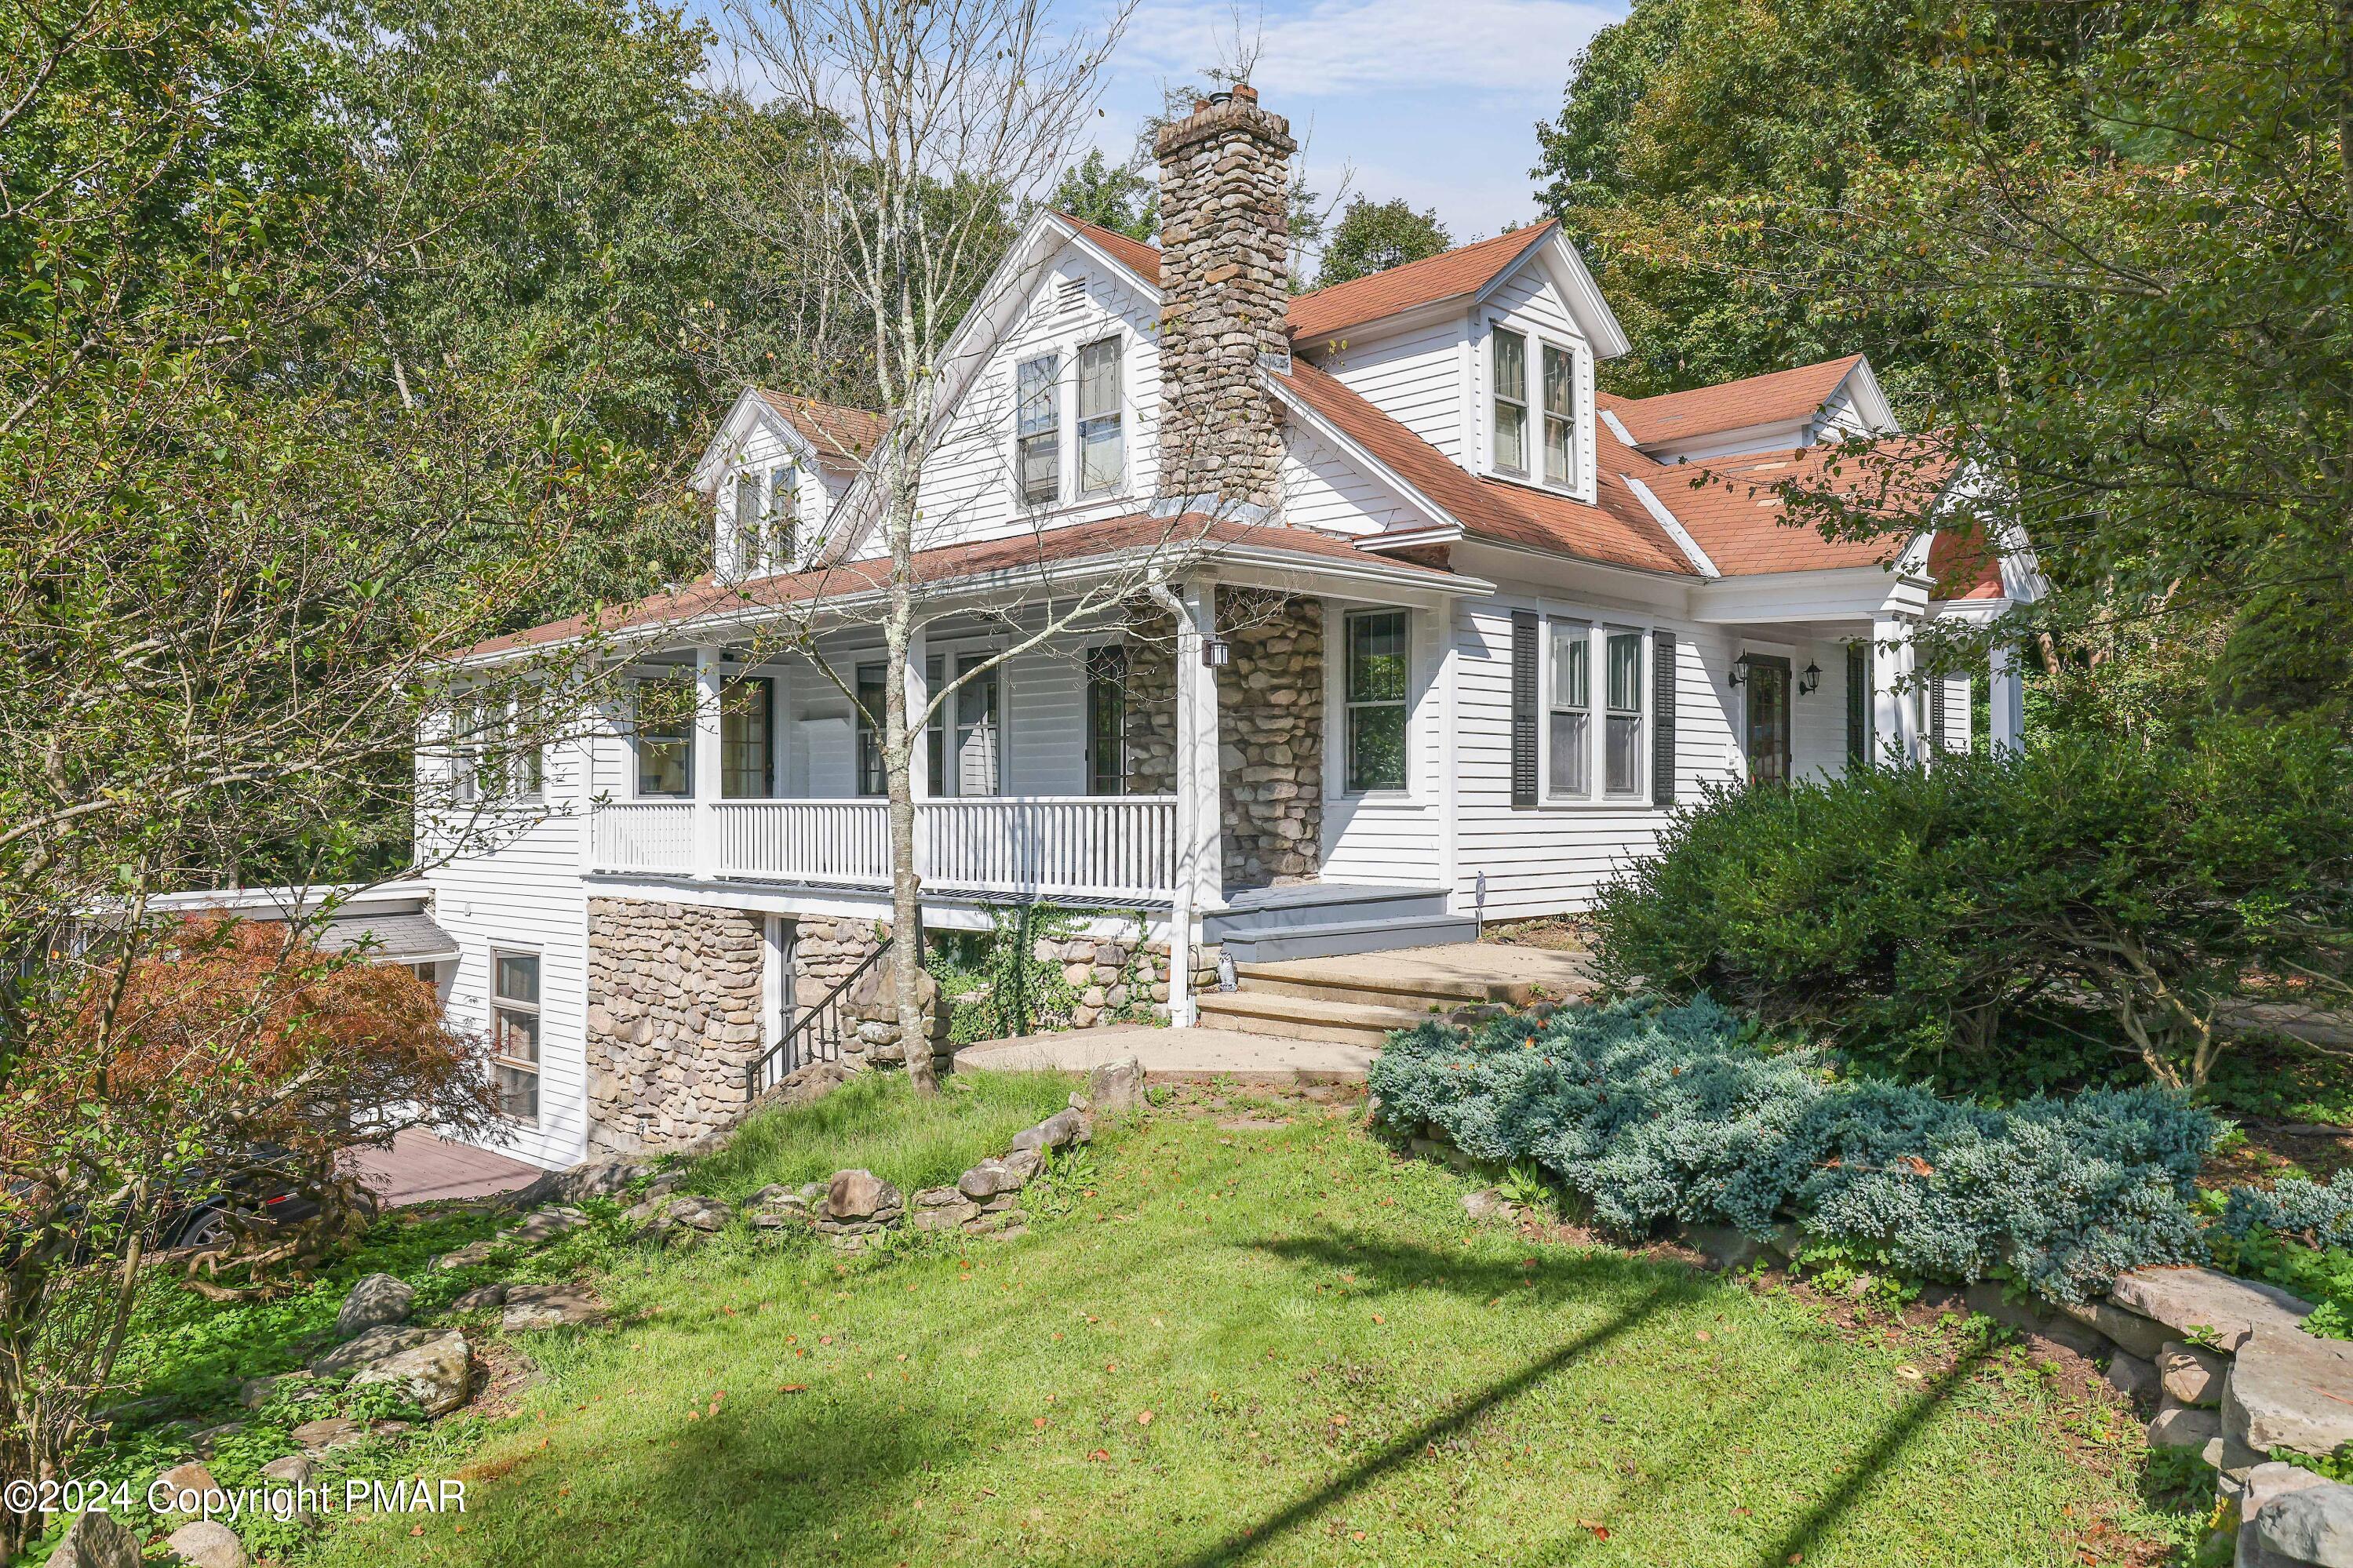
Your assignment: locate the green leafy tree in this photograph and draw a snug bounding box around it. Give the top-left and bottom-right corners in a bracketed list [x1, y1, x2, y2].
[1315, 197, 1452, 287]
[1051, 147, 1156, 238]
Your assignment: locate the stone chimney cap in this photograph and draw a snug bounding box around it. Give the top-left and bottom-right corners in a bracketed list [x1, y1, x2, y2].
[1154, 82, 1293, 163]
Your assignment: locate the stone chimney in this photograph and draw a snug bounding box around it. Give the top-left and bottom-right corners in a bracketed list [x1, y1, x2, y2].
[1153, 85, 1295, 513]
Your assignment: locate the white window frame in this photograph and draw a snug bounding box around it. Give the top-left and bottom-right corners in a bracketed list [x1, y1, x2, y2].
[1074, 334, 1124, 497]
[630, 671, 695, 800]
[454, 693, 543, 806]
[1545, 617, 1593, 800]
[1602, 624, 1648, 801]
[489, 946, 541, 1125]
[764, 463, 800, 569]
[1483, 315, 1588, 499]
[1337, 606, 1413, 799]
[1525, 611, 1666, 809]
[1488, 326, 1529, 478]
[1540, 341, 1579, 489]
[1015, 351, 1062, 507]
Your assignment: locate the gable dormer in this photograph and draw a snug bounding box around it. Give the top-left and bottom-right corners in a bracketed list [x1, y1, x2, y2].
[1286, 224, 1626, 506]
[693, 390, 884, 577]
[1608, 355, 1896, 464]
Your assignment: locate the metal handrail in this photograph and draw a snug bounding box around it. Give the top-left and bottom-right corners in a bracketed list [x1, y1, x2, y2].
[748, 937, 891, 1096]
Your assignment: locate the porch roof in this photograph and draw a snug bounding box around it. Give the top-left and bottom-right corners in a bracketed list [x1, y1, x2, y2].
[459, 512, 1474, 662]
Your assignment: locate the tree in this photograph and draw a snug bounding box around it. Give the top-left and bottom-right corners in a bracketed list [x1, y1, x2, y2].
[1315, 197, 1451, 287]
[1051, 147, 1156, 238]
[0, 0, 680, 1541]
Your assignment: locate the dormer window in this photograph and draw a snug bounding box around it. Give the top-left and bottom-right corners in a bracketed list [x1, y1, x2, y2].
[1076, 337, 1123, 495]
[1491, 329, 1528, 475]
[1017, 352, 1061, 504]
[1543, 345, 1576, 486]
[731, 471, 762, 573]
[766, 464, 800, 566]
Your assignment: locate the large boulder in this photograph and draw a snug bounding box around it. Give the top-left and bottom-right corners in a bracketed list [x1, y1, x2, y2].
[348, 1328, 472, 1418]
[1086, 1057, 1146, 1115]
[2053, 1297, 2173, 1361]
[1009, 1110, 1087, 1155]
[2243, 1462, 2333, 1526]
[163, 1520, 247, 1568]
[824, 1170, 903, 1224]
[44, 1507, 143, 1568]
[333, 1273, 414, 1340]
[258, 1453, 314, 1487]
[289, 1416, 367, 1454]
[505, 1152, 661, 1211]
[151, 1463, 221, 1520]
[641, 1194, 733, 1244]
[501, 1283, 602, 1331]
[508, 1206, 592, 1246]
[2147, 1399, 2222, 1454]
[431, 1240, 499, 1271]
[2159, 1341, 2229, 1407]
[2110, 1267, 2310, 1352]
[957, 1159, 1025, 1202]
[2228, 1327, 2353, 1458]
[311, 1325, 436, 1377]
[2247, 1481, 2353, 1566]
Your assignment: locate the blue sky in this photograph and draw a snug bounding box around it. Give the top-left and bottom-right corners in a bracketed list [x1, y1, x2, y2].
[1092, 0, 1626, 254]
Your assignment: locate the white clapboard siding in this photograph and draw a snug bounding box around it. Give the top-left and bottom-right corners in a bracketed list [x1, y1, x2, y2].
[1313, 317, 1467, 464]
[1453, 596, 1741, 919]
[418, 741, 594, 1170]
[1280, 424, 1419, 536]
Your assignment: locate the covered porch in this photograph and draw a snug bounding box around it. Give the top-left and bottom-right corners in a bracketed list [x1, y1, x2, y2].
[568, 521, 1489, 933]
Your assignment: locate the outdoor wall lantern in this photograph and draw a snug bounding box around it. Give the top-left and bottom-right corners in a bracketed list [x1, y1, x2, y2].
[1800, 660, 1822, 695]
[1727, 653, 1750, 689]
[1201, 635, 1232, 668]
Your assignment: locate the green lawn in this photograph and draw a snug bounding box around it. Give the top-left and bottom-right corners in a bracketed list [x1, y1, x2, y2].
[310, 1079, 2177, 1568]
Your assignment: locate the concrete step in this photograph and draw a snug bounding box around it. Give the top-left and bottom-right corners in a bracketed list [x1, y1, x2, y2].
[1213, 913, 1481, 963]
[1193, 988, 1436, 1049]
[1200, 884, 1452, 943]
[1236, 962, 1536, 1010]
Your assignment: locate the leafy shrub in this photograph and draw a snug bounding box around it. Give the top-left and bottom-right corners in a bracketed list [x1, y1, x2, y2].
[1370, 995, 2216, 1301]
[1589, 719, 2353, 1093]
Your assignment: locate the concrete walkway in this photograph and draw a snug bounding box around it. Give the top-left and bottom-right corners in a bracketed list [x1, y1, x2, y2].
[953, 1024, 1375, 1084]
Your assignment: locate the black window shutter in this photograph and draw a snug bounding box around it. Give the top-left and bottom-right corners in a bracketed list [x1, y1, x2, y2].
[1929, 671, 1947, 753]
[1510, 610, 1539, 808]
[1652, 629, 1677, 806]
[1845, 642, 1870, 769]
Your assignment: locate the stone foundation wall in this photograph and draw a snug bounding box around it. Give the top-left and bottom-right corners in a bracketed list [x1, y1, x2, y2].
[1218, 591, 1324, 887]
[792, 915, 950, 1077]
[585, 900, 764, 1155]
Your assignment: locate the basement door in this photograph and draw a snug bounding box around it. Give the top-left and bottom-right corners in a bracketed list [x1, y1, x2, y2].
[1743, 655, 1794, 787]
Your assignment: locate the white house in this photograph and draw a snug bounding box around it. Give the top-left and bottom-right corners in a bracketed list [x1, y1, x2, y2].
[417, 85, 2044, 1170]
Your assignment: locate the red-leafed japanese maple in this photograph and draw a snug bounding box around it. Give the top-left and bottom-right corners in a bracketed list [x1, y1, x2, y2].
[0, 918, 500, 1532]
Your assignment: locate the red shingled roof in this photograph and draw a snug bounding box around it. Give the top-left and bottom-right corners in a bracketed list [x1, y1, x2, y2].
[1054, 212, 1559, 348]
[753, 391, 887, 471]
[1662, 438, 1958, 577]
[1612, 355, 1864, 449]
[1060, 215, 1162, 286]
[1277, 359, 1696, 577]
[1286, 224, 1559, 344]
[461, 514, 1459, 660]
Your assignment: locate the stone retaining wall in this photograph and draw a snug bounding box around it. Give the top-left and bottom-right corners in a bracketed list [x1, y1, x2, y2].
[585, 899, 764, 1155]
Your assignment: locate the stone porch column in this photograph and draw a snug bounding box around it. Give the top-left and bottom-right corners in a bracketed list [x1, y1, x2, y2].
[1989, 642, 2025, 755]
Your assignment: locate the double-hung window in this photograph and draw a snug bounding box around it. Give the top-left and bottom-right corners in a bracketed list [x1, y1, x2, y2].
[457, 696, 541, 803]
[1548, 621, 1590, 797]
[1085, 646, 1127, 795]
[490, 950, 540, 1120]
[1076, 337, 1123, 495]
[634, 675, 694, 797]
[1492, 329, 1528, 475]
[951, 653, 1002, 797]
[720, 675, 773, 799]
[1343, 609, 1410, 795]
[766, 465, 800, 566]
[857, 654, 958, 796]
[1542, 345, 1576, 486]
[1604, 629, 1645, 797]
[1017, 353, 1061, 504]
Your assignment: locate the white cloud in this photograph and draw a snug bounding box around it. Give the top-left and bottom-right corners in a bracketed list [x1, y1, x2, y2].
[1122, 0, 1619, 99]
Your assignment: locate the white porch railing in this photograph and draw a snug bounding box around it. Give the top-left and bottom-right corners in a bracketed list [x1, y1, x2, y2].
[591, 802, 695, 874]
[593, 795, 1177, 901]
[712, 800, 891, 884]
[920, 796, 1175, 902]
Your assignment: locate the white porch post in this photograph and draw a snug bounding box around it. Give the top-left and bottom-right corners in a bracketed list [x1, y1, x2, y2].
[573, 678, 599, 875]
[1989, 642, 2025, 755]
[1167, 578, 1222, 1025]
[905, 625, 929, 893]
[1873, 616, 1917, 764]
[692, 645, 722, 879]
